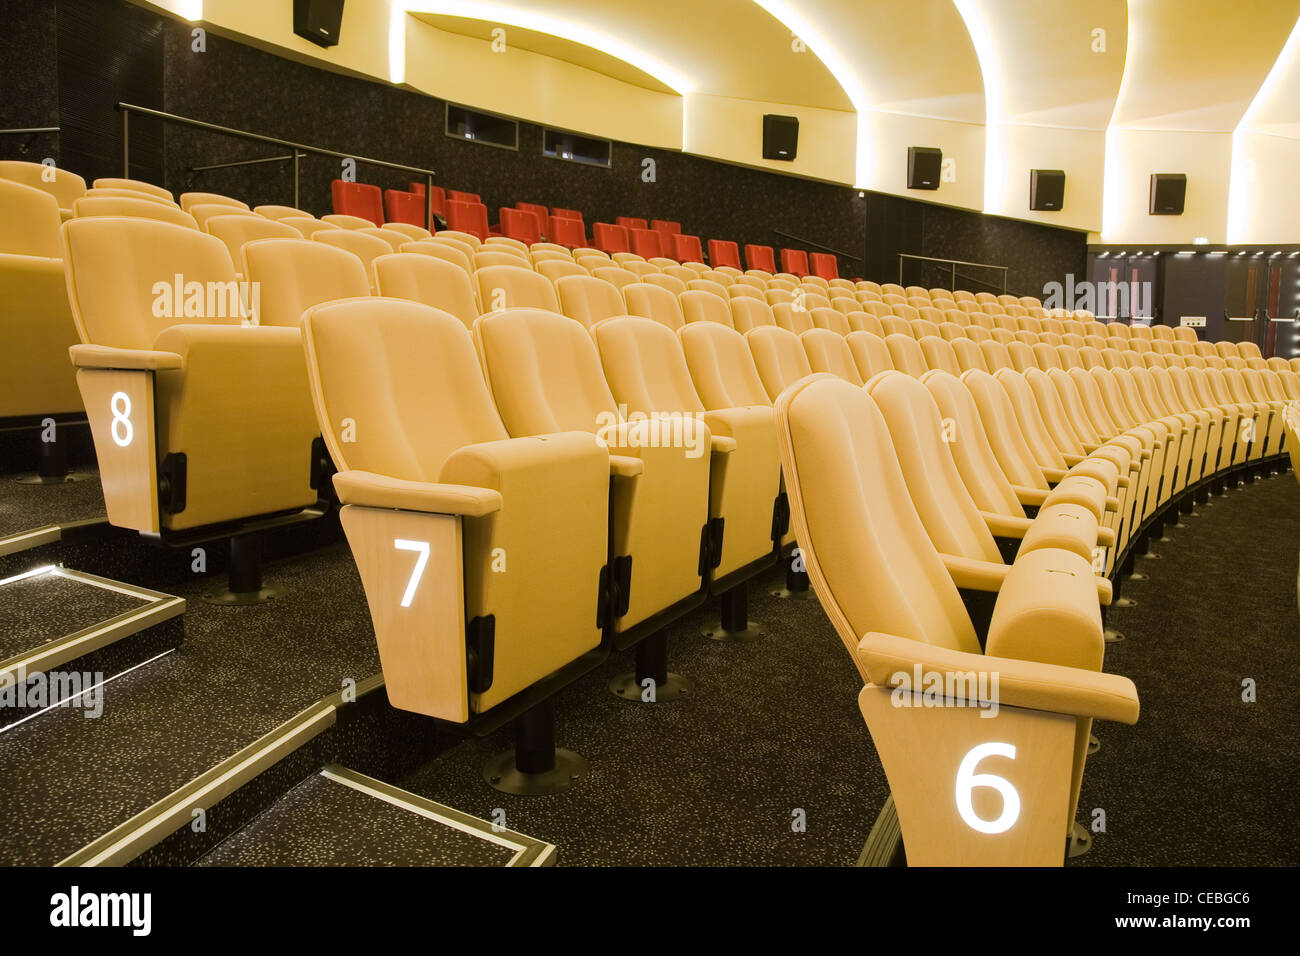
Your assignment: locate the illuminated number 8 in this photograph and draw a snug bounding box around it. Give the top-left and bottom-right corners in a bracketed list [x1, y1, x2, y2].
[955, 742, 1021, 834]
[110, 391, 134, 447]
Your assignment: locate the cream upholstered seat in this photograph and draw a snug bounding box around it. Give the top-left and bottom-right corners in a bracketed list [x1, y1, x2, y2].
[205, 214, 303, 275]
[729, 297, 778, 333]
[624, 282, 685, 331]
[302, 297, 609, 791]
[475, 264, 560, 312]
[92, 177, 173, 202]
[593, 316, 781, 606]
[63, 217, 319, 534]
[278, 216, 339, 238]
[775, 374, 1137, 866]
[187, 202, 261, 231]
[680, 289, 734, 327]
[179, 192, 249, 213]
[255, 205, 312, 220]
[372, 253, 479, 328]
[747, 326, 815, 403]
[243, 238, 371, 328]
[475, 309, 710, 679]
[72, 195, 198, 229]
[0, 180, 83, 426]
[801, 328, 863, 383]
[555, 275, 628, 330]
[0, 159, 87, 220]
[312, 229, 395, 290]
[322, 213, 375, 230]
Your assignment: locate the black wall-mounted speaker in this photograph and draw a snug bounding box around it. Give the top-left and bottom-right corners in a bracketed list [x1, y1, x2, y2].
[1150, 173, 1187, 215]
[907, 146, 942, 190]
[294, 0, 344, 49]
[1030, 169, 1065, 211]
[762, 114, 799, 161]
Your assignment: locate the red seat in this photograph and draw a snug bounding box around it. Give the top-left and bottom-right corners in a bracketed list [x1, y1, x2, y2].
[745, 244, 777, 272]
[809, 251, 839, 281]
[549, 215, 588, 248]
[672, 233, 704, 264]
[516, 202, 549, 235]
[448, 190, 480, 204]
[552, 208, 583, 221]
[410, 183, 447, 218]
[446, 199, 490, 240]
[708, 239, 742, 270]
[617, 216, 647, 230]
[331, 180, 384, 226]
[629, 227, 665, 259]
[384, 189, 426, 228]
[500, 207, 542, 245]
[593, 222, 630, 255]
[780, 248, 810, 277]
[651, 220, 680, 243]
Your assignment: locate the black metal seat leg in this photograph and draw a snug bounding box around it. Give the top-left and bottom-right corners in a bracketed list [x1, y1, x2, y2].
[700, 583, 764, 642]
[203, 531, 277, 605]
[483, 698, 588, 795]
[608, 630, 694, 702]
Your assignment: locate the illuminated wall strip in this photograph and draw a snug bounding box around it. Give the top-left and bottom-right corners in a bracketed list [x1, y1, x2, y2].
[746, 0, 873, 187]
[1099, 0, 1138, 241]
[1226, 12, 1300, 244]
[402, 1, 694, 94]
[389, 0, 407, 84]
[952, 0, 1003, 212]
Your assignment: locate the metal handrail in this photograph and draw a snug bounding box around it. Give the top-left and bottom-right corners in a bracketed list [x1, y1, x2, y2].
[0, 127, 59, 136]
[898, 252, 1009, 293]
[772, 229, 863, 262]
[189, 153, 303, 173]
[117, 103, 436, 220]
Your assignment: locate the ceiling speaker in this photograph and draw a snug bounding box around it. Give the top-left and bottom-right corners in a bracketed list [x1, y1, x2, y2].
[1030, 169, 1065, 211]
[294, 0, 344, 49]
[907, 147, 942, 190]
[762, 115, 799, 161]
[1150, 173, 1187, 215]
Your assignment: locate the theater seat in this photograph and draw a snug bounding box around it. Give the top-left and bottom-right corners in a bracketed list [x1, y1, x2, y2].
[475, 264, 560, 312]
[64, 217, 320, 535]
[72, 195, 198, 229]
[673, 233, 704, 264]
[549, 216, 588, 249]
[500, 207, 542, 245]
[708, 239, 742, 270]
[0, 159, 87, 220]
[624, 282, 686, 330]
[475, 309, 710, 665]
[0, 179, 83, 423]
[311, 229, 392, 290]
[809, 252, 838, 281]
[243, 238, 371, 328]
[92, 177, 173, 203]
[372, 252, 479, 328]
[593, 316, 781, 593]
[780, 249, 810, 277]
[555, 275, 628, 329]
[383, 189, 427, 228]
[774, 374, 1138, 865]
[745, 244, 777, 273]
[301, 296, 609, 743]
[205, 214, 303, 275]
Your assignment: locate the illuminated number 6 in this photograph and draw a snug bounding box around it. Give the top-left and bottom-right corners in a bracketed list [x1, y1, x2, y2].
[955, 742, 1021, 834]
[394, 539, 430, 608]
[110, 391, 134, 447]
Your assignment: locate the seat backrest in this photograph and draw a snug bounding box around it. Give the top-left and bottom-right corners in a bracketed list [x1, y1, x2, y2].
[447, 200, 490, 240]
[474, 308, 618, 434]
[383, 189, 426, 228]
[680, 289, 734, 327]
[993, 368, 1069, 470]
[846, 331, 894, 380]
[629, 228, 664, 259]
[244, 237, 370, 328]
[549, 216, 588, 248]
[866, 371, 1002, 564]
[303, 297, 507, 480]
[63, 217, 243, 348]
[920, 370, 1025, 516]
[593, 316, 707, 415]
[372, 252, 479, 328]
[330, 180, 384, 226]
[624, 281, 685, 330]
[499, 207, 542, 245]
[616, 216, 647, 230]
[885, 332, 928, 377]
[313, 229, 392, 287]
[708, 239, 742, 270]
[279, 216, 337, 238]
[775, 375, 981, 660]
[475, 264, 560, 312]
[961, 369, 1050, 489]
[747, 325, 814, 401]
[744, 244, 777, 272]
[0, 159, 87, 212]
[401, 238, 473, 278]
[802, 328, 863, 384]
[206, 214, 302, 274]
[780, 248, 809, 277]
[556, 275, 628, 329]
[360, 227, 410, 251]
[918, 335, 962, 376]
[179, 192, 248, 213]
[593, 265, 637, 290]
[678, 321, 772, 409]
[772, 301, 815, 335]
[73, 195, 198, 230]
[729, 296, 778, 333]
[809, 252, 838, 281]
[593, 222, 630, 254]
[673, 233, 704, 264]
[0, 179, 64, 257]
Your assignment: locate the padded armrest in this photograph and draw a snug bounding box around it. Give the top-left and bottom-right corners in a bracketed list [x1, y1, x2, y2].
[709, 435, 738, 455]
[154, 321, 301, 353]
[333, 469, 502, 516]
[942, 553, 1009, 593]
[856, 632, 1139, 724]
[1012, 485, 1049, 507]
[980, 511, 1032, 539]
[70, 343, 183, 371]
[608, 454, 645, 478]
[1041, 466, 1067, 484]
[987, 547, 1109, 667]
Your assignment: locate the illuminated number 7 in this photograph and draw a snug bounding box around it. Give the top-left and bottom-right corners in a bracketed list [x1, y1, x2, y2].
[394, 539, 430, 608]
